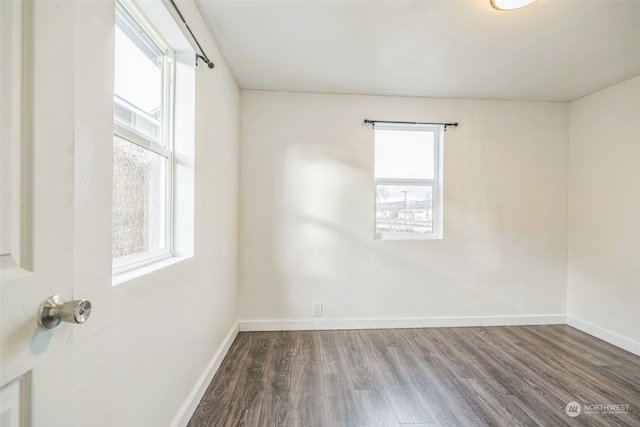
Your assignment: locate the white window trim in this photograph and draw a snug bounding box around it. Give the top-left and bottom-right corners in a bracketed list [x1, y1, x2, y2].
[112, 0, 177, 276]
[373, 123, 444, 240]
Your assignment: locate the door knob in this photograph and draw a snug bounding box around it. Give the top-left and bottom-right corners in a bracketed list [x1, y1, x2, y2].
[37, 294, 92, 329]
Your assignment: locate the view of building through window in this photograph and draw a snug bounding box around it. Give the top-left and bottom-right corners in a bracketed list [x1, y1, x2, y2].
[113, 15, 163, 143]
[376, 184, 433, 234]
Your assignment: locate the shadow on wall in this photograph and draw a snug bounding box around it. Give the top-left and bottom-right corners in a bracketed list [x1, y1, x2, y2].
[267, 142, 467, 318]
[270, 143, 365, 315]
[258, 132, 562, 319]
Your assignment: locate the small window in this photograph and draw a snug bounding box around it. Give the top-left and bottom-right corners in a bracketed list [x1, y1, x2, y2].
[113, 0, 175, 271]
[374, 123, 444, 239]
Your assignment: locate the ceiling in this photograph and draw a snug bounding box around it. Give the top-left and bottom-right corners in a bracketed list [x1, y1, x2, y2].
[195, 0, 640, 102]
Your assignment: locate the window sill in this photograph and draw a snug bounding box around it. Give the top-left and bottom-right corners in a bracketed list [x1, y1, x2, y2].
[375, 233, 442, 240]
[112, 255, 192, 286]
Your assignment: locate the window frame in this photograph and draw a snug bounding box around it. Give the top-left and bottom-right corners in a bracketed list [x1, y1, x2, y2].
[373, 123, 444, 240]
[112, 0, 177, 274]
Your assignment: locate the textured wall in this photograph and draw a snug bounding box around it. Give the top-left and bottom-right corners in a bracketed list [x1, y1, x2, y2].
[239, 91, 568, 325]
[568, 75, 640, 354]
[71, 1, 240, 425]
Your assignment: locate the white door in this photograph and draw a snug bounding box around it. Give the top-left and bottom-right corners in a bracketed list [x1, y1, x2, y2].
[1, 1, 89, 425]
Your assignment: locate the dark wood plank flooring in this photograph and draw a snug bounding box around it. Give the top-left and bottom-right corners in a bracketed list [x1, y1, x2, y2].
[187, 325, 640, 426]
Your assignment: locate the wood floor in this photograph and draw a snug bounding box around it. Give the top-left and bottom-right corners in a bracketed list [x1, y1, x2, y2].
[187, 325, 640, 426]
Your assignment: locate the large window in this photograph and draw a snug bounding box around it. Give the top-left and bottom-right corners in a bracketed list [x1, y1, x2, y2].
[113, 0, 175, 272]
[374, 123, 444, 239]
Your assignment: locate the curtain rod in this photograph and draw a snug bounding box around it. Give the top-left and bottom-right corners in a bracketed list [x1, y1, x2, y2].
[364, 119, 458, 129]
[168, 0, 214, 69]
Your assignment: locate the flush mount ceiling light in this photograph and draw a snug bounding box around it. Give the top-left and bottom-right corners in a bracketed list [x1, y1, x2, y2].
[491, 0, 538, 11]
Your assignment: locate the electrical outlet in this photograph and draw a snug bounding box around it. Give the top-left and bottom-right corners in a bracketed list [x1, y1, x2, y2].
[313, 303, 323, 317]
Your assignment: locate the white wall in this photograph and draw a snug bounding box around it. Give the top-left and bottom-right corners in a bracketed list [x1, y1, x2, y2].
[239, 91, 568, 328]
[26, 0, 637, 421]
[567, 76, 640, 355]
[71, 1, 240, 426]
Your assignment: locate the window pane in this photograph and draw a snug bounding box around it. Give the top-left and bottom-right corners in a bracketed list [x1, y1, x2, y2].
[375, 130, 435, 180]
[113, 136, 167, 258]
[114, 6, 164, 142]
[376, 184, 433, 234]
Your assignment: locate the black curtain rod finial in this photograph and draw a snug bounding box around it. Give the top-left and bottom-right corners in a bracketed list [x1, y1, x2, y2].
[169, 0, 214, 70]
[196, 54, 214, 69]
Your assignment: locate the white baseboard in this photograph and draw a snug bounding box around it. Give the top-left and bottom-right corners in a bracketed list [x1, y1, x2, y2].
[567, 316, 640, 356]
[172, 322, 239, 427]
[239, 314, 566, 332]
